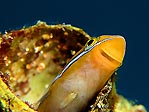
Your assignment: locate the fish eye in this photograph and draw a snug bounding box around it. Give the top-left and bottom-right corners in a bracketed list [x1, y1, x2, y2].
[87, 39, 94, 46]
[85, 38, 99, 51]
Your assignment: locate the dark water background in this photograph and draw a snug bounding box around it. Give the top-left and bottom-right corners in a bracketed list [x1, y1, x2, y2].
[0, 0, 148, 110]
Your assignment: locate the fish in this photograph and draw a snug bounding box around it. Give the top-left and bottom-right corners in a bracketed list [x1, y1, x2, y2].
[37, 35, 126, 112]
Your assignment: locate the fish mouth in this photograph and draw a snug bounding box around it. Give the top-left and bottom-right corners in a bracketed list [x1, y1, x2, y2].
[99, 35, 126, 64]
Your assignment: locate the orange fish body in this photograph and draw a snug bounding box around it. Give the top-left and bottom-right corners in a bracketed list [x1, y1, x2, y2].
[37, 35, 126, 112]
